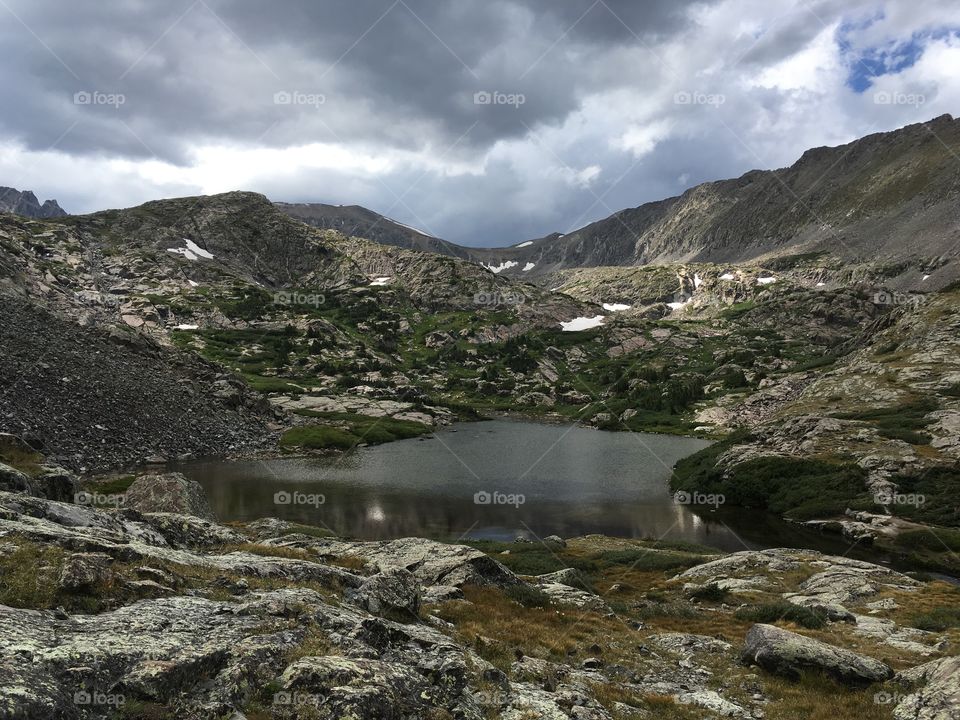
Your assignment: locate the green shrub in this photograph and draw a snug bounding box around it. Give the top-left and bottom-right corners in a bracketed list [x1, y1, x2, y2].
[735, 601, 827, 629]
[909, 606, 960, 632]
[688, 583, 729, 603]
[505, 584, 552, 608]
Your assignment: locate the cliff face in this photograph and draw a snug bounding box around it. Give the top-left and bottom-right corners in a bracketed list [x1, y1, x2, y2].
[0, 186, 67, 218]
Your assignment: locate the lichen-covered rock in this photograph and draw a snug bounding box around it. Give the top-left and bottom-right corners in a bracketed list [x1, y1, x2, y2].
[123, 473, 215, 520]
[742, 623, 892, 685]
[58, 552, 114, 590]
[347, 568, 421, 619]
[33, 465, 78, 502]
[0, 461, 35, 495]
[130, 511, 245, 548]
[893, 656, 960, 720]
[311, 536, 520, 589]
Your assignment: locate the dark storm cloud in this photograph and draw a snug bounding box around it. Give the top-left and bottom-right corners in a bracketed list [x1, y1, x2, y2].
[0, 0, 711, 162]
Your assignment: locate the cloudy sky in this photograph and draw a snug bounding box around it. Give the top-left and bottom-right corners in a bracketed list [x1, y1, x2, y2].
[1, 0, 958, 246]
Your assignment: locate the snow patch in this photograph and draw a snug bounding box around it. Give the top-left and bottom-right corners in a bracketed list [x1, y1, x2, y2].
[719, 273, 735, 281]
[816, 282, 826, 287]
[922, 274, 930, 281]
[602, 303, 631, 312]
[187, 280, 199, 287]
[560, 315, 605, 331]
[168, 239, 215, 261]
[483, 261, 518, 274]
[515, 241, 533, 248]
[667, 297, 693, 311]
[173, 324, 199, 330]
[370, 277, 392, 286]
[757, 276, 777, 285]
[694, 273, 703, 289]
[522, 262, 536, 272]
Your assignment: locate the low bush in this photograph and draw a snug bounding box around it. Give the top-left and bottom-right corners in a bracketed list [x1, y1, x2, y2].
[734, 601, 827, 629]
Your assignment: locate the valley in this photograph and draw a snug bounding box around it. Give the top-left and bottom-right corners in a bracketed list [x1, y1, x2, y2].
[1, 116, 960, 719]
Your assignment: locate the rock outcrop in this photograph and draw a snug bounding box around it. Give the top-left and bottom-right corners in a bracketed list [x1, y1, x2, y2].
[742, 623, 893, 685]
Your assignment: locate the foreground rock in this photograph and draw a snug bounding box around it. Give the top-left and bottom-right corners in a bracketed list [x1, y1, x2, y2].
[894, 656, 960, 720]
[123, 473, 215, 520]
[742, 623, 893, 685]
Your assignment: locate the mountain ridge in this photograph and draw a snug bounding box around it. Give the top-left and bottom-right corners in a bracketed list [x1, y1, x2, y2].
[278, 114, 960, 284]
[0, 186, 67, 219]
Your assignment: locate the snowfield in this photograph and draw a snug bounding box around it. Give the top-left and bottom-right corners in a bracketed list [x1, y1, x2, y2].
[560, 315, 605, 331]
[483, 261, 518, 274]
[168, 239, 215, 261]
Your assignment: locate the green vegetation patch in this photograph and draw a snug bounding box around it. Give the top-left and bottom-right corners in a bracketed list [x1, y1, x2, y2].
[672, 435, 870, 520]
[735, 601, 827, 629]
[280, 413, 432, 451]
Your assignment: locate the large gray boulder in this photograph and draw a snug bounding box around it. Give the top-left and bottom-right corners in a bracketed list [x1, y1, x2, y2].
[312, 537, 520, 589]
[894, 656, 960, 720]
[123, 473, 215, 520]
[0, 461, 35, 495]
[742, 624, 892, 685]
[347, 568, 421, 620]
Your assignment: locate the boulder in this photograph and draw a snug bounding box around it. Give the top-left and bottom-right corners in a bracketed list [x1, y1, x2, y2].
[33, 465, 78, 502]
[58, 552, 114, 590]
[742, 623, 892, 685]
[536, 567, 583, 587]
[123, 473, 215, 520]
[347, 568, 421, 619]
[894, 656, 960, 720]
[0, 462, 35, 495]
[313, 537, 520, 589]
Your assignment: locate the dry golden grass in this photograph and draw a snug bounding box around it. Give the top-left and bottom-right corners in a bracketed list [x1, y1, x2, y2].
[218, 543, 315, 561]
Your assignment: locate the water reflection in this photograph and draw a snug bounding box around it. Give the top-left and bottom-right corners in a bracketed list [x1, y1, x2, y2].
[176, 420, 896, 559]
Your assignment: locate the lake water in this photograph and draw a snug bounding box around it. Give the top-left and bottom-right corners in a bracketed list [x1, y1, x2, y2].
[178, 419, 890, 558]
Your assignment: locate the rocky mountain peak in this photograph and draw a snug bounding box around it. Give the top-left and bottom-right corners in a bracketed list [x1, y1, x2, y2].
[0, 186, 67, 218]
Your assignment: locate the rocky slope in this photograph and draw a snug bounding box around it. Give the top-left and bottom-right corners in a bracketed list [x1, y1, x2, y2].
[0, 472, 958, 720]
[280, 115, 960, 289]
[0, 186, 67, 219]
